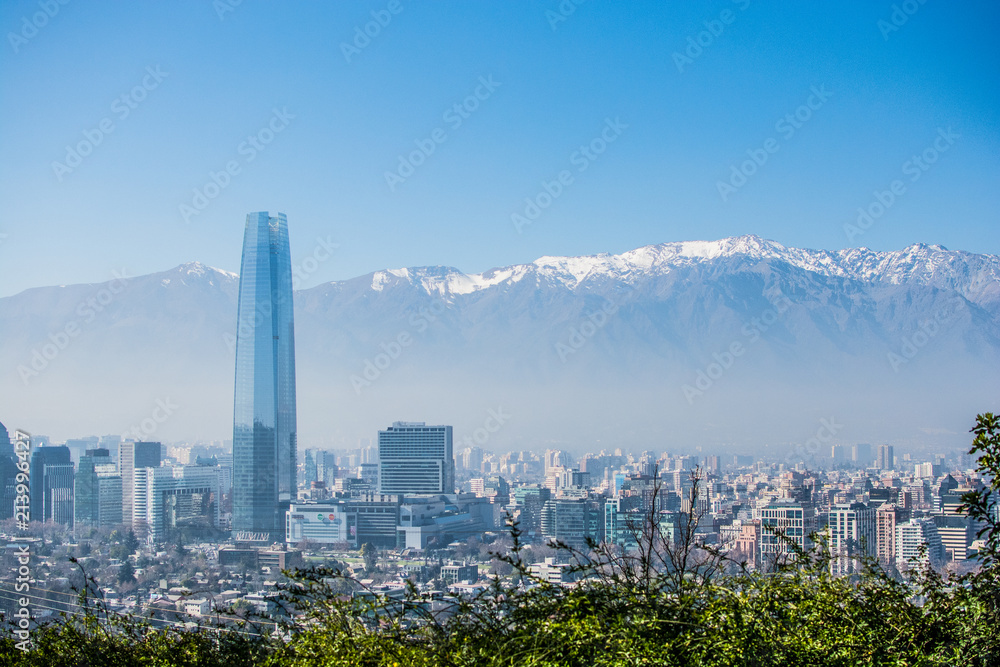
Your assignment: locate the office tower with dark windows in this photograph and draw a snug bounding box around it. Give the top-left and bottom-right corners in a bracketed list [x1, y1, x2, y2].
[378, 422, 454, 495]
[877, 444, 895, 471]
[133, 465, 222, 542]
[120, 441, 161, 529]
[232, 212, 297, 543]
[0, 422, 13, 460]
[75, 448, 122, 528]
[29, 445, 72, 524]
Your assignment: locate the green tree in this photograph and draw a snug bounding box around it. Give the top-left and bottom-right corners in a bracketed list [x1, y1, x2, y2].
[959, 412, 1000, 565]
[360, 542, 377, 572]
[122, 529, 140, 555]
[117, 560, 136, 585]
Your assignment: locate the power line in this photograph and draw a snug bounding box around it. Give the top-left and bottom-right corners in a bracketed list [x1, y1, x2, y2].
[0, 583, 282, 629]
[0, 589, 280, 638]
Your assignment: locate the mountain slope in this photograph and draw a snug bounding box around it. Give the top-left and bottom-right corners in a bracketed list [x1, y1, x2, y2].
[1, 237, 998, 455]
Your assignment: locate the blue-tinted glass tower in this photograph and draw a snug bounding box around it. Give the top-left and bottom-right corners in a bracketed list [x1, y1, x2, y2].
[232, 212, 297, 542]
[0, 421, 16, 520]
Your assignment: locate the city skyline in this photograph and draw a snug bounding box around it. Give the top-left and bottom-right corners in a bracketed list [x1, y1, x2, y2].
[2, 4, 997, 659]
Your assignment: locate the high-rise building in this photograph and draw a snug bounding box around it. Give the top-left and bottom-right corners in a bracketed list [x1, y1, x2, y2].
[75, 448, 109, 524]
[875, 503, 910, 567]
[877, 444, 894, 471]
[46, 464, 75, 526]
[933, 515, 974, 562]
[29, 446, 72, 524]
[0, 421, 12, 459]
[896, 518, 945, 569]
[459, 446, 484, 473]
[133, 465, 222, 542]
[120, 441, 161, 529]
[541, 497, 595, 548]
[756, 500, 813, 566]
[232, 212, 297, 543]
[75, 448, 123, 528]
[828, 502, 877, 576]
[0, 421, 16, 520]
[377, 422, 454, 495]
[316, 450, 338, 484]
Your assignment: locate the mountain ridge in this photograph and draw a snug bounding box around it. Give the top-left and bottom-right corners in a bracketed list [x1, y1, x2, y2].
[1, 235, 997, 453]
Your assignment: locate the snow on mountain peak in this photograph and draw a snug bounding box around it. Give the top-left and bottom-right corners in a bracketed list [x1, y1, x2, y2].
[174, 262, 238, 281]
[382, 236, 999, 302]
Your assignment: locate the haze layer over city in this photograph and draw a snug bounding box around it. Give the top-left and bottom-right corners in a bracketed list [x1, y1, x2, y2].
[1, 2, 998, 664]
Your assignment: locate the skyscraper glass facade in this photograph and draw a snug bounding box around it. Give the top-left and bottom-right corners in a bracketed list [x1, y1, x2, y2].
[0, 422, 15, 520]
[29, 445, 71, 524]
[233, 212, 297, 542]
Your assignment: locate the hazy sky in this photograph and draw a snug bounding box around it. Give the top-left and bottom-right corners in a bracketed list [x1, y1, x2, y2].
[1, 0, 998, 298]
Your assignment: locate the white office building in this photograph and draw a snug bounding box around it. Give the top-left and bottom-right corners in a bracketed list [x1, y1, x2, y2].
[755, 500, 812, 565]
[286, 502, 355, 546]
[828, 502, 877, 576]
[895, 517, 945, 569]
[378, 422, 454, 495]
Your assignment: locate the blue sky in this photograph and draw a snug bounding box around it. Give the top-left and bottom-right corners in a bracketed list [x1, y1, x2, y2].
[1, 0, 997, 297]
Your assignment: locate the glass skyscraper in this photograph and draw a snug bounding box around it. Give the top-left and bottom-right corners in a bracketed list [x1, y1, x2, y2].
[232, 212, 297, 543]
[0, 421, 16, 520]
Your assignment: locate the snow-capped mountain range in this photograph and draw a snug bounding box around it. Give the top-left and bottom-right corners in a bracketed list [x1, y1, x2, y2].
[367, 235, 1000, 305]
[2, 236, 998, 454]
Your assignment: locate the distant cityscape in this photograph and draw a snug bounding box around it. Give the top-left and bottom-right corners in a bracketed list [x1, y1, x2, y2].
[0, 414, 990, 623]
[0, 214, 993, 626]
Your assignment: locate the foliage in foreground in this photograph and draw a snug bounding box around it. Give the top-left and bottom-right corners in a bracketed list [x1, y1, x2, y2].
[2, 413, 998, 667]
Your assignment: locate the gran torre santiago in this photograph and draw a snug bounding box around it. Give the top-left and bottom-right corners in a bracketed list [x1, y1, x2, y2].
[231, 212, 298, 543]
